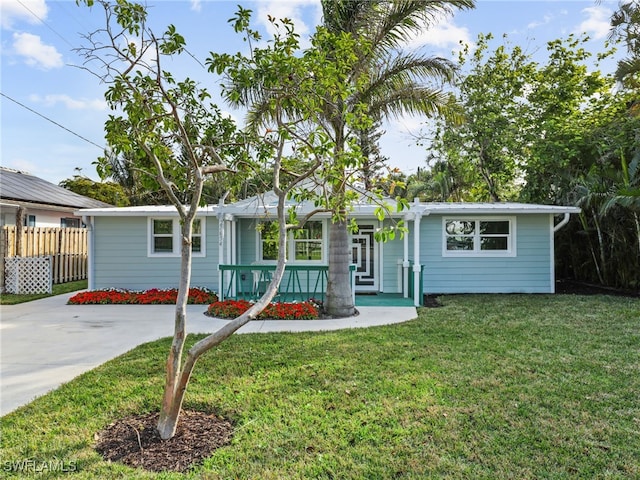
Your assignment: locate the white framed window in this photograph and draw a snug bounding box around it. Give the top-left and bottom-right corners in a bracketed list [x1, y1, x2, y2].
[257, 220, 325, 263]
[148, 217, 205, 257]
[442, 217, 516, 257]
[293, 221, 323, 262]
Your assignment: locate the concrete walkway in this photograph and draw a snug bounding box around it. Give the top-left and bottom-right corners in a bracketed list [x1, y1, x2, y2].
[0, 293, 417, 416]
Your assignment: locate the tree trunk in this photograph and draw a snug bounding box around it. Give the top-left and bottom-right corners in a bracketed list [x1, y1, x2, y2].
[157, 217, 193, 440]
[325, 215, 355, 317]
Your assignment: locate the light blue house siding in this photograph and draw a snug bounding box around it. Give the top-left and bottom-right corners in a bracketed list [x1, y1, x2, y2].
[381, 219, 404, 293]
[92, 216, 219, 291]
[421, 214, 554, 294]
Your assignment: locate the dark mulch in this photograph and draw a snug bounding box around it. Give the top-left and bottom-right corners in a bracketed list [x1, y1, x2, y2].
[95, 410, 233, 473]
[555, 280, 639, 298]
[423, 295, 443, 308]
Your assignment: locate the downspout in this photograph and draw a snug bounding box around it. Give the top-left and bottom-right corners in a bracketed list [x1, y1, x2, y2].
[553, 212, 571, 232]
[550, 212, 573, 294]
[82, 215, 94, 290]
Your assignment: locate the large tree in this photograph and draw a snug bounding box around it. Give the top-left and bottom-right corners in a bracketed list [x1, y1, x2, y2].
[220, 0, 474, 317]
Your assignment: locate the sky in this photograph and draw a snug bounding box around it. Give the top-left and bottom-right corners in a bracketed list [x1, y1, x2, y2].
[0, 0, 623, 186]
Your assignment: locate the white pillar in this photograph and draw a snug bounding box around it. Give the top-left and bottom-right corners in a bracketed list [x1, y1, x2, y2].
[217, 213, 225, 300]
[403, 217, 410, 298]
[413, 212, 422, 307]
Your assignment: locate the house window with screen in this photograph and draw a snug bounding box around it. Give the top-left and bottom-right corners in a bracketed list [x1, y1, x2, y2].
[443, 218, 515, 256]
[149, 218, 205, 257]
[258, 220, 324, 262]
[293, 221, 323, 261]
[259, 221, 279, 261]
[61, 217, 81, 228]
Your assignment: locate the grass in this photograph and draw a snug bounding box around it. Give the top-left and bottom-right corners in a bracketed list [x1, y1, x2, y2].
[1, 294, 638, 478]
[0, 280, 87, 305]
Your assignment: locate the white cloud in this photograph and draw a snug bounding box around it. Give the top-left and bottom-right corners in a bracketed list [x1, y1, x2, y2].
[256, 0, 321, 44]
[29, 94, 107, 111]
[12, 32, 63, 69]
[406, 14, 472, 56]
[574, 6, 612, 40]
[190, 0, 201, 13]
[0, 0, 48, 28]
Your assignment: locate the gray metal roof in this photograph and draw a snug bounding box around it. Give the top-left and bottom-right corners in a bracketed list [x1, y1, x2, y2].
[0, 168, 111, 209]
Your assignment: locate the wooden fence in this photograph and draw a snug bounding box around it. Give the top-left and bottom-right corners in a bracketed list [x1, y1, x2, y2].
[1, 226, 88, 287]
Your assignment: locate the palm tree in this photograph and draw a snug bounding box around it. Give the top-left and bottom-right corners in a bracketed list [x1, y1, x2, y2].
[609, 0, 640, 87]
[319, 0, 474, 316]
[223, 0, 474, 316]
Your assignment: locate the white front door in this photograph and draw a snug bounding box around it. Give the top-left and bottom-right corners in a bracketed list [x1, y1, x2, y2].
[351, 223, 379, 292]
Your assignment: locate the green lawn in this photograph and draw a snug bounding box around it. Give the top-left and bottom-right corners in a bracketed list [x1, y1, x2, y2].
[1, 294, 638, 478]
[0, 280, 87, 305]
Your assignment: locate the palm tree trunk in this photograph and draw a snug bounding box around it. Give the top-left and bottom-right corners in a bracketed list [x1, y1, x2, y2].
[325, 214, 355, 317]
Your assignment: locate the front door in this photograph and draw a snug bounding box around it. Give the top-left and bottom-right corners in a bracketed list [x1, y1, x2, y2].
[351, 223, 378, 292]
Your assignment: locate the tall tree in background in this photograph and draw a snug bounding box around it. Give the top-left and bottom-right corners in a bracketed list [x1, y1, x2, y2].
[223, 0, 474, 317]
[428, 33, 535, 202]
[59, 175, 130, 206]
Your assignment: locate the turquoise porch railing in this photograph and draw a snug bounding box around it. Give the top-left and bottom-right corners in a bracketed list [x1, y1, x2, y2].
[218, 264, 356, 302]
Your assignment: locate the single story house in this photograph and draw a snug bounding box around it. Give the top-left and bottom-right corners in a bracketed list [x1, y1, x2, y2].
[0, 167, 110, 228]
[77, 194, 580, 306]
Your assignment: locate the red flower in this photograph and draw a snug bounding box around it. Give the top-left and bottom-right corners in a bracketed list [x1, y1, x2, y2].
[206, 300, 319, 320]
[68, 287, 218, 305]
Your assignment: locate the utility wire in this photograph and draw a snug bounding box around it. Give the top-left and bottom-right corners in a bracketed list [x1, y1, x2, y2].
[0, 92, 104, 150]
[16, 0, 76, 49]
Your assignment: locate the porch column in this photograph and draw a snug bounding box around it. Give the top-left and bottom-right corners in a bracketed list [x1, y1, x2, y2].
[403, 216, 410, 298]
[217, 212, 225, 300]
[413, 211, 422, 307]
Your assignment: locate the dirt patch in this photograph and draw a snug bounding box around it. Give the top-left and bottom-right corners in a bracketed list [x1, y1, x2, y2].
[423, 295, 443, 308]
[95, 410, 233, 473]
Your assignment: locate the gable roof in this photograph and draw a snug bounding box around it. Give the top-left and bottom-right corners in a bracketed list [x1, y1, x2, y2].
[0, 168, 111, 209]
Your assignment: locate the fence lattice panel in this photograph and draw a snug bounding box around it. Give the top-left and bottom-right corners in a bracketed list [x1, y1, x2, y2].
[4, 256, 52, 294]
[1, 226, 87, 286]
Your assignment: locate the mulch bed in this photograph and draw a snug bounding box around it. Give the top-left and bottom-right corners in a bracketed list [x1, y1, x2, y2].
[95, 410, 233, 473]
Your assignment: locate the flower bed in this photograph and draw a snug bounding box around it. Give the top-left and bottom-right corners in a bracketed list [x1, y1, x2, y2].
[206, 299, 319, 320]
[68, 288, 218, 305]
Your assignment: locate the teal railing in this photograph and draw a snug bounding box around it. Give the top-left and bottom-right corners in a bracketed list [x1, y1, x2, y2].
[218, 264, 356, 302]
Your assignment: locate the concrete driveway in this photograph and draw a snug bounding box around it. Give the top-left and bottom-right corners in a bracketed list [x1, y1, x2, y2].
[0, 293, 417, 415]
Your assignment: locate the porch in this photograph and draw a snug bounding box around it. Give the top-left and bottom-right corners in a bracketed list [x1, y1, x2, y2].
[218, 264, 423, 306]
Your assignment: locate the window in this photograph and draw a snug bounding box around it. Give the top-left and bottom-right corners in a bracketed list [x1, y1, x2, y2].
[443, 217, 515, 257]
[61, 217, 81, 228]
[259, 221, 279, 261]
[293, 221, 323, 261]
[148, 218, 206, 257]
[257, 220, 325, 263]
[23, 215, 36, 227]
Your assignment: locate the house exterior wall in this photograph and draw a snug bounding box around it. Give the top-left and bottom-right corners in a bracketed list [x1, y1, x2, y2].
[93, 216, 219, 291]
[421, 214, 554, 294]
[0, 205, 82, 227]
[380, 219, 404, 293]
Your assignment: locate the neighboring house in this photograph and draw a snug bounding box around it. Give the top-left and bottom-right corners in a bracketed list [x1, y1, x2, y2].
[78, 193, 580, 306]
[0, 167, 110, 227]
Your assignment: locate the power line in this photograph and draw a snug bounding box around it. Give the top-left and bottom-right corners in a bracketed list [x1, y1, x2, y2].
[16, 0, 76, 49]
[0, 92, 104, 150]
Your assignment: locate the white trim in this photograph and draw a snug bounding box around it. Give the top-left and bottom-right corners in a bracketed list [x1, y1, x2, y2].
[147, 217, 206, 258]
[442, 216, 517, 258]
[549, 214, 556, 293]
